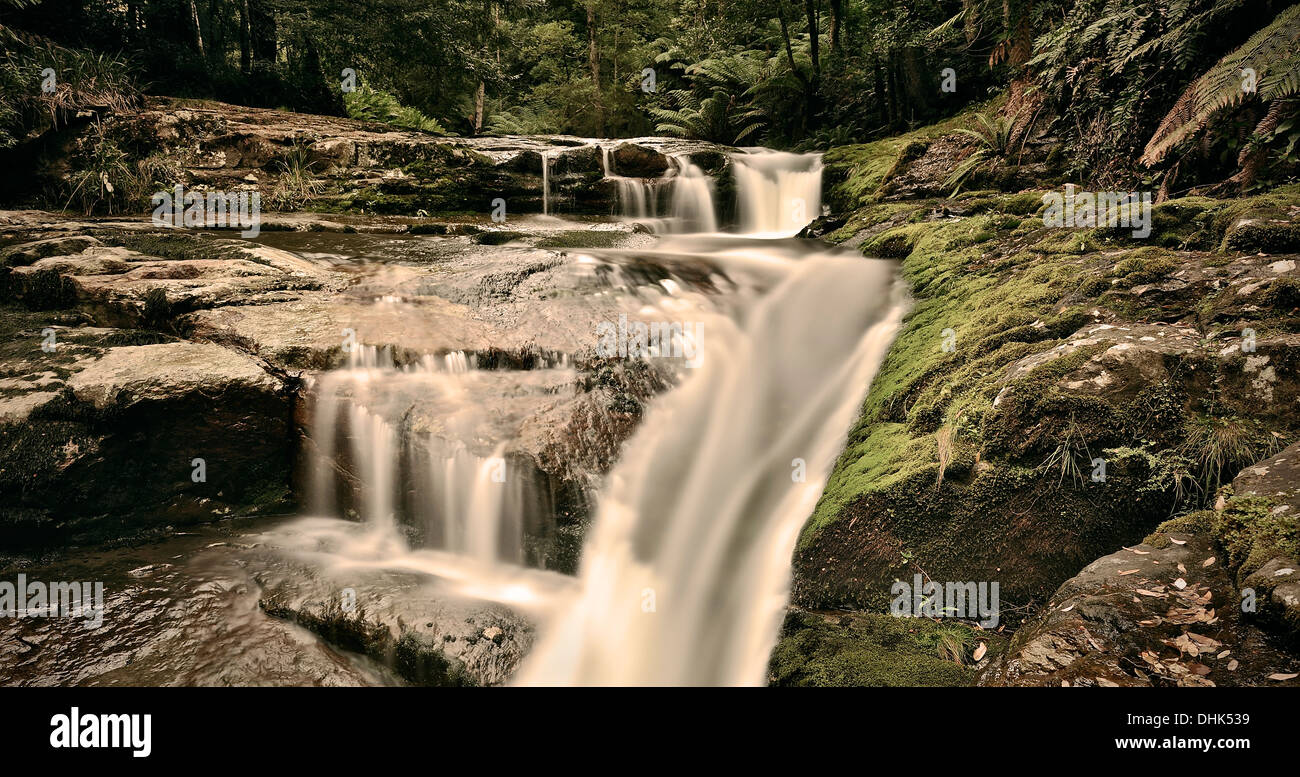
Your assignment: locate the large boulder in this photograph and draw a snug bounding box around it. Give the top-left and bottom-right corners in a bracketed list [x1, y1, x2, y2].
[0, 333, 293, 547]
[979, 534, 1300, 686]
[1229, 442, 1300, 645]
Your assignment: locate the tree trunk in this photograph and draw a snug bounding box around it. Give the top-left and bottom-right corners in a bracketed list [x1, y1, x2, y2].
[239, 0, 252, 74]
[829, 0, 841, 52]
[250, 0, 276, 63]
[873, 56, 887, 126]
[777, 1, 815, 133]
[805, 0, 820, 79]
[587, 2, 604, 136]
[189, 0, 206, 58]
[474, 81, 486, 133]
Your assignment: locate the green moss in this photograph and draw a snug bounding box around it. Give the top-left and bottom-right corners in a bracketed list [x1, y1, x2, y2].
[107, 231, 247, 263]
[1215, 496, 1299, 580]
[1107, 247, 1179, 287]
[767, 610, 983, 687]
[822, 110, 976, 210]
[534, 230, 635, 249]
[1034, 229, 1102, 255]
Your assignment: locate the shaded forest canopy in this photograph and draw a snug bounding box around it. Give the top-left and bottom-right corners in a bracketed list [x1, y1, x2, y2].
[1, 0, 1299, 192]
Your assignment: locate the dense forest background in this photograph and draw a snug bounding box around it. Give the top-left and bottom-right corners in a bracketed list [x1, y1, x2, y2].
[2, 0, 1299, 192]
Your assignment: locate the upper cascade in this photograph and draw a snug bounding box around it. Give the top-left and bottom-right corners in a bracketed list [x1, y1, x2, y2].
[595, 144, 823, 236]
[731, 150, 824, 237]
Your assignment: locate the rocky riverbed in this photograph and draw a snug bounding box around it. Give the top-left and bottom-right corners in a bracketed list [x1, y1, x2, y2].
[3, 96, 1299, 686]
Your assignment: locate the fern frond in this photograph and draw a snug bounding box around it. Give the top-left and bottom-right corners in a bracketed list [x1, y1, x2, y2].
[1142, 3, 1300, 166]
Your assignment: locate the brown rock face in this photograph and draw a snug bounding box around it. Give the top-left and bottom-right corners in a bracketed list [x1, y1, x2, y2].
[979, 534, 1300, 687]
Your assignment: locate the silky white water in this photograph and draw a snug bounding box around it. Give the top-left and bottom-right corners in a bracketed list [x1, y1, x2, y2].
[733, 150, 824, 236]
[284, 146, 903, 685]
[515, 254, 903, 685]
[308, 343, 538, 565]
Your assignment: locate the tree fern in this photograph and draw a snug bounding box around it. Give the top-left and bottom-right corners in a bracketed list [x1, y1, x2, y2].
[1142, 3, 1300, 166]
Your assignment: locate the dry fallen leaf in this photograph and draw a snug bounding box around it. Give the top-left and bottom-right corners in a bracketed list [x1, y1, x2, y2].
[1267, 673, 1298, 681]
[1096, 677, 1120, 687]
[1170, 538, 1187, 545]
[1177, 563, 1188, 574]
[1128, 548, 1151, 555]
[1217, 650, 1231, 659]
[973, 642, 987, 661]
[1228, 659, 1239, 671]
[1118, 569, 1140, 576]
[1137, 589, 1165, 597]
[1202, 556, 1216, 567]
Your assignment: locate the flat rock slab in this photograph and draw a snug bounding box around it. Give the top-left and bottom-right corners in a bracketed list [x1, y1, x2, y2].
[255, 554, 533, 686]
[66, 341, 280, 408]
[186, 292, 503, 369]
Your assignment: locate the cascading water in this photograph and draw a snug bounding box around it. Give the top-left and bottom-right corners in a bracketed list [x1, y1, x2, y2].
[541, 149, 554, 216]
[601, 146, 659, 221]
[515, 257, 904, 686]
[308, 342, 539, 566]
[512, 152, 905, 685]
[666, 155, 717, 233]
[732, 151, 824, 236]
[291, 145, 903, 686]
[595, 146, 821, 236]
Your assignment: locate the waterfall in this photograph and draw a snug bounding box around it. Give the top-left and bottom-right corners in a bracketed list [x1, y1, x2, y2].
[600, 145, 659, 221]
[667, 155, 718, 233]
[541, 149, 554, 216]
[308, 346, 537, 566]
[732, 151, 823, 236]
[515, 255, 906, 686]
[291, 140, 901, 686]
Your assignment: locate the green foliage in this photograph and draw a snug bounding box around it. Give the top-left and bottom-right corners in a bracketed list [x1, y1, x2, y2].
[945, 112, 1016, 194]
[344, 84, 446, 134]
[269, 142, 327, 211]
[55, 120, 179, 215]
[1143, 4, 1300, 167]
[1178, 416, 1283, 497]
[0, 24, 138, 149]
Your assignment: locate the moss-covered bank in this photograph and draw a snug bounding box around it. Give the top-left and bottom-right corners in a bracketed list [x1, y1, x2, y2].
[793, 124, 1300, 622]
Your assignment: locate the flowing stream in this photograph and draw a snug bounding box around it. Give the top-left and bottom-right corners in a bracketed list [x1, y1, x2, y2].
[1, 144, 904, 687]
[296, 147, 905, 685]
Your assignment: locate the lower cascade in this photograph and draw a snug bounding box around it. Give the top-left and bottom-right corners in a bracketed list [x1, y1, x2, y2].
[515, 256, 904, 685]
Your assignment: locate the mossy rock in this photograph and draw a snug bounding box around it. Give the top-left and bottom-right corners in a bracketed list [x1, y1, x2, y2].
[473, 230, 528, 246]
[767, 610, 985, 687]
[1223, 218, 1300, 254]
